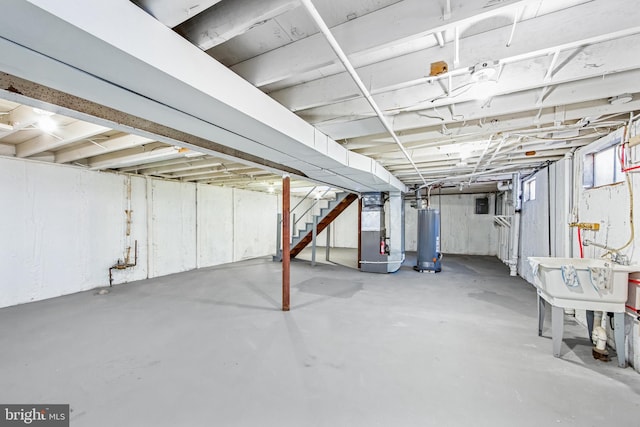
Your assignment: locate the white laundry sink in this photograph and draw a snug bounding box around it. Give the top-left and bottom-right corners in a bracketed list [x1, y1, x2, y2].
[528, 256, 638, 367]
[528, 257, 637, 312]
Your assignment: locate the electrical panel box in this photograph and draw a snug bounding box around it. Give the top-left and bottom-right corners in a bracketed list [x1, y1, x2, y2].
[475, 197, 489, 214]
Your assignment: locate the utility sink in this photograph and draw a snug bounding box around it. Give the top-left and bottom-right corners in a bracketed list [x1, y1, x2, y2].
[528, 256, 639, 368]
[528, 257, 636, 312]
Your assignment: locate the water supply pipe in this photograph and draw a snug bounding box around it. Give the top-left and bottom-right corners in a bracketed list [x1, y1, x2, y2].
[594, 326, 607, 352]
[108, 240, 138, 286]
[299, 0, 426, 185]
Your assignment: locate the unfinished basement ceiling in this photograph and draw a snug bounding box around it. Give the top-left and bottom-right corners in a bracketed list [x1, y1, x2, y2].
[0, 98, 321, 193]
[0, 0, 638, 193]
[133, 0, 640, 190]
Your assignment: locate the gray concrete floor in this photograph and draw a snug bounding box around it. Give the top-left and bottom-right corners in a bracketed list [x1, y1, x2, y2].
[1, 253, 638, 426]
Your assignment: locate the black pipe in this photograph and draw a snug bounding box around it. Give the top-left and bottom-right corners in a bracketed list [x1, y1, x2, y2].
[108, 240, 138, 287]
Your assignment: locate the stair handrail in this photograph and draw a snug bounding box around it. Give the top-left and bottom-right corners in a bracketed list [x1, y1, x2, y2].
[290, 186, 317, 214]
[293, 187, 332, 227]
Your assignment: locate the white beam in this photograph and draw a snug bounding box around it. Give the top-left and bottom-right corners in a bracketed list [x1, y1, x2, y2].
[17, 121, 108, 158]
[88, 142, 179, 170]
[55, 134, 153, 163]
[140, 158, 224, 175]
[305, 38, 640, 137]
[132, 0, 224, 28]
[0, 104, 39, 136]
[175, 0, 299, 50]
[0, 142, 15, 156]
[232, 0, 581, 88]
[118, 156, 203, 173]
[272, 0, 640, 113]
[0, 0, 405, 192]
[299, 0, 425, 184]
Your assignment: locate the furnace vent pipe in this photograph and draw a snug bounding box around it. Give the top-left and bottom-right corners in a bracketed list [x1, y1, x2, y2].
[300, 0, 425, 185]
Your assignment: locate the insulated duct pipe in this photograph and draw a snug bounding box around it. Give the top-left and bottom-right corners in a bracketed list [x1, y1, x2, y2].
[300, 0, 426, 185]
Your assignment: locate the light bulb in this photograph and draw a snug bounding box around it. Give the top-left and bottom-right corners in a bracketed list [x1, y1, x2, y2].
[37, 116, 57, 132]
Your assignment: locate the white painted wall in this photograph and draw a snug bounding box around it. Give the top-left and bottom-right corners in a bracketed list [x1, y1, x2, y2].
[318, 202, 359, 248]
[150, 179, 197, 277]
[518, 130, 640, 372]
[404, 194, 498, 255]
[234, 189, 277, 260]
[197, 185, 234, 267]
[0, 157, 278, 308]
[518, 168, 551, 283]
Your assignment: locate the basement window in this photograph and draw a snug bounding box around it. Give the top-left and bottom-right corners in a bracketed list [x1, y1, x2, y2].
[582, 132, 624, 188]
[583, 143, 624, 188]
[523, 178, 536, 202]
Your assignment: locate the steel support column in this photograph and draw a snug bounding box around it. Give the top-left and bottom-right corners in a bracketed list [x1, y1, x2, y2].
[325, 223, 331, 261]
[282, 175, 290, 311]
[357, 196, 362, 269]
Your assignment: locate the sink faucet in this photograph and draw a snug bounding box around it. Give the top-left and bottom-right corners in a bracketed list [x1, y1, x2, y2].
[583, 239, 630, 265]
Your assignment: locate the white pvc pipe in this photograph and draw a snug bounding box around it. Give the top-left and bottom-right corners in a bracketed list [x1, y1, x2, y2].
[497, 181, 512, 191]
[594, 326, 607, 351]
[419, 163, 522, 189]
[300, 0, 426, 185]
[563, 151, 573, 258]
[510, 172, 521, 276]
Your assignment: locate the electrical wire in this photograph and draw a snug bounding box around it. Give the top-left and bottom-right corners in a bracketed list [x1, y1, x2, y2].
[607, 140, 635, 254]
[577, 227, 584, 258]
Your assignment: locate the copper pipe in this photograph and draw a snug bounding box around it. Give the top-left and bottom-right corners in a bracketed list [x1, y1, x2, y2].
[108, 240, 138, 286]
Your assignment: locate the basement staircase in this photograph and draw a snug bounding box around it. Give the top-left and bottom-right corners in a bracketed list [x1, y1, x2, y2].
[289, 192, 358, 258]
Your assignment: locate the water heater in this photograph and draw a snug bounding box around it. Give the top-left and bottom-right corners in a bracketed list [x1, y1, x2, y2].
[414, 208, 441, 272]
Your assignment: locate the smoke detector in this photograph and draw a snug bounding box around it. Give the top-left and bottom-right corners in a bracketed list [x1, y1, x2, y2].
[471, 61, 498, 82]
[608, 94, 632, 105]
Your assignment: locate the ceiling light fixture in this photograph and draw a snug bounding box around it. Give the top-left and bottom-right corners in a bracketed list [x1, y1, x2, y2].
[470, 61, 498, 82]
[470, 61, 499, 101]
[36, 116, 57, 132]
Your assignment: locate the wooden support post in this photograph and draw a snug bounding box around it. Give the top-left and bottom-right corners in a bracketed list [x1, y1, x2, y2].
[282, 175, 290, 311]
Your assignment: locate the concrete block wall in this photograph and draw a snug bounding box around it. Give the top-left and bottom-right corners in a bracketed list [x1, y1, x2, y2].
[405, 194, 498, 255]
[0, 157, 277, 308]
